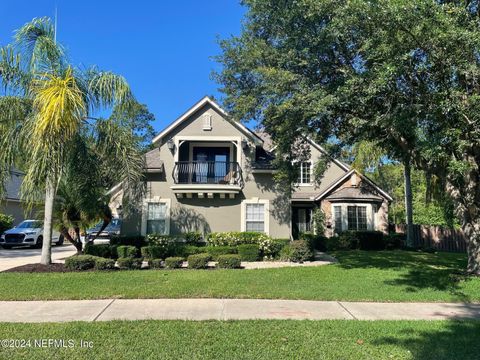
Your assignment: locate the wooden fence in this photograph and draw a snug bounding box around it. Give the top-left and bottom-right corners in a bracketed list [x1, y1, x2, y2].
[395, 224, 467, 253]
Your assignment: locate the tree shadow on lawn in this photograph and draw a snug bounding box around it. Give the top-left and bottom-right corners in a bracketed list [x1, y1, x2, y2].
[373, 320, 480, 360]
[334, 250, 473, 301]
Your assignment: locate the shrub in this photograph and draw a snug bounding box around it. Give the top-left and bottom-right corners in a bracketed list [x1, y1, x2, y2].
[217, 254, 242, 269]
[207, 231, 270, 247]
[325, 236, 351, 251]
[205, 246, 237, 260]
[148, 258, 163, 269]
[280, 240, 313, 263]
[0, 213, 14, 234]
[187, 253, 211, 269]
[164, 257, 184, 269]
[141, 246, 167, 260]
[175, 245, 204, 258]
[94, 257, 116, 270]
[110, 235, 146, 248]
[84, 244, 111, 258]
[261, 238, 290, 259]
[237, 244, 260, 261]
[183, 231, 203, 245]
[146, 234, 177, 245]
[299, 233, 327, 251]
[65, 255, 98, 271]
[116, 245, 138, 258]
[384, 233, 405, 250]
[117, 257, 143, 270]
[356, 231, 385, 250]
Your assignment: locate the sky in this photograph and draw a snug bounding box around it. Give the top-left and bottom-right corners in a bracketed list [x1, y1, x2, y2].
[0, 0, 246, 132]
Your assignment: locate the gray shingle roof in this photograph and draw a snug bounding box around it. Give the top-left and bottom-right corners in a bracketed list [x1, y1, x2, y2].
[145, 148, 164, 172]
[326, 186, 384, 202]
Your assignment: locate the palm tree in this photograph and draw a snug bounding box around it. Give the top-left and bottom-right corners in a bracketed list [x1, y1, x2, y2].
[0, 18, 144, 264]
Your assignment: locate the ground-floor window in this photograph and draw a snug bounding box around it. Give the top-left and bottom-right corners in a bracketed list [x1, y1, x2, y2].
[242, 199, 269, 234]
[347, 205, 368, 231]
[142, 198, 171, 235]
[333, 203, 373, 233]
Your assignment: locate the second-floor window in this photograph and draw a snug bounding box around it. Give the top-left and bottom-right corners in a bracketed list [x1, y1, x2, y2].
[298, 162, 311, 184]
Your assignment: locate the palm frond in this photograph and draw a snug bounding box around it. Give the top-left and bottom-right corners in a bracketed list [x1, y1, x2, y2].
[14, 17, 64, 73]
[86, 68, 134, 110]
[0, 46, 30, 93]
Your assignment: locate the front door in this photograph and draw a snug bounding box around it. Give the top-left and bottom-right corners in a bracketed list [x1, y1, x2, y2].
[192, 147, 230, 184]
[292, 207, 313, 239]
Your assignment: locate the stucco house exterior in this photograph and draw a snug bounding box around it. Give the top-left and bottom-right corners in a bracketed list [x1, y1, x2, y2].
[114, 96, 392, 239]
[0, 169, 29, 226]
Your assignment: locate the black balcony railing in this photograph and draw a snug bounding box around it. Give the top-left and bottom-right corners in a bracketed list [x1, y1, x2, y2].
[173, 161, 243, 186]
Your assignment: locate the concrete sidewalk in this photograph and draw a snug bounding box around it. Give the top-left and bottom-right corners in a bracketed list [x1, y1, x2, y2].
[1, 299, 480, 323]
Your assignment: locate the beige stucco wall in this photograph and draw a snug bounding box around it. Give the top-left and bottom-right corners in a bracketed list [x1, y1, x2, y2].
[121, 103, 291, 239]
[0, 200, 29, 226]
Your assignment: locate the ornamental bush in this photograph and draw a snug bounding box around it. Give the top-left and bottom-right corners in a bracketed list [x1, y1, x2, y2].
[164, 257, 184, 269]
[280, 240, 313, 263]
[84, 243, 111, 258]
[110, 235, 146, 248]
[183, 231, 203, 245]
[94, 257, 116, 270]
[116, 257, 143, 270]
[207, 232, 270, 247]
[205, 246, 237, 260]
[384, 233, 405, 250]
[65, 255, 98, 271]
[325, 235, 352, 251]
[175, 245, 204, 258]
[116, 245, 138, 258]
[237, 244, 260, 261]
[141, 246, 167, 260]
[0, 213, 14, 234]
[217, 254, 242, 269]
[148, 258, 163, 269]
[187, 253, 211, 269]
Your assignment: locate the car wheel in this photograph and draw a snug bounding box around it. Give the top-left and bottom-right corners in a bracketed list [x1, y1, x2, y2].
[56, 235, 64, 246]
[34, 236, 43, 249]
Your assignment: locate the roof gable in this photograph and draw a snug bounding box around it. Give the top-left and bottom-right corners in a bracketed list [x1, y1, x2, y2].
[152, 96, 263, 145]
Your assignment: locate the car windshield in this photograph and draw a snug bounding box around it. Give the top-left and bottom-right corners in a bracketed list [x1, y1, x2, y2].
[16, 221, 42, 229]
[91, 219, 121, 231]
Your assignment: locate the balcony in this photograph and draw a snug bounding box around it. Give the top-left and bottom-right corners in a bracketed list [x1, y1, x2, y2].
[171, 161, 243, 198]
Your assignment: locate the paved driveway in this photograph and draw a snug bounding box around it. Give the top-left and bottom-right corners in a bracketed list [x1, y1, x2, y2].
[0, 244, 77, 272]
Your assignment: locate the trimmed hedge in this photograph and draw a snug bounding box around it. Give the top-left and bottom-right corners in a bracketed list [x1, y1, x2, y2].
[384, 233, 405, 250]
[65, 255, 98, 271]
[116, 245, 138, 259]
[176, 245, 204, 258]
[0, 213, 14, 235]
[262, 239, 290, 259]
[148, 259, 163, 269]
[237, 244, 260, 262]
[116, 257, 143, 270]
[165, 257, 184, 269]
[183, 231, 203, 245]
[280, 240, 313, 263]
[187, 253, 211, 269]
[141, 246, 167, 260]
[205, 246, 237, 260]
[217, 254, 242, 269]
[94, 257, 116, 270]
[84, 244, 111, 258]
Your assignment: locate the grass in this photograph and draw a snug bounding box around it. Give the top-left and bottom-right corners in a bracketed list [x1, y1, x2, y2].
[1, 250, 479, 302]
[1, 320, 480, 359]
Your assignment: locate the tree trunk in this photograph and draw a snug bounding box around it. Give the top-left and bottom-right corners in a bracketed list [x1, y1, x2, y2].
[404, 157, 414, 247]
[60, 227, 82, 254]
[40, 179, 55, 265]
[465, 220, 480, 275]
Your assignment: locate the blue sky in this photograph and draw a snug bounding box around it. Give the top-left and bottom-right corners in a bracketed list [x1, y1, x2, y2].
[1, 1, 245, 132]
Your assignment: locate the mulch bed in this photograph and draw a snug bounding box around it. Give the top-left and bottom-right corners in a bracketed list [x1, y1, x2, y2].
[3, 263, 68, 273]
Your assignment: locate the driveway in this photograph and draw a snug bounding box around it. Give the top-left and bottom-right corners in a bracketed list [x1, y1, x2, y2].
[0, 244, 77, 272]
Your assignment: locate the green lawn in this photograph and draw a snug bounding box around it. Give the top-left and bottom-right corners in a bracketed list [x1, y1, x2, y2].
[1, 250, 479, 302]
[0, 320, 479, 359]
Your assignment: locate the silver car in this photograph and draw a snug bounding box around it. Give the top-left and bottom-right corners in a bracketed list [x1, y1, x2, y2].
[0, 220, 63, 249]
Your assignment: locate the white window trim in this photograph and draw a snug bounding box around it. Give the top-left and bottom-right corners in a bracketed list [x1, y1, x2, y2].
[141, 197, 171, 236]
[241, 198, 270, 235]
[202, 113, 212, 131]
[331, 202, 375, 232]
[294, 161, 314, 186]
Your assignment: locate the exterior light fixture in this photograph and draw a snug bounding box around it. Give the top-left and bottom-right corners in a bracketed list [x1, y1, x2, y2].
[167, 139, 175, 151]
[242, 139, 249, 150]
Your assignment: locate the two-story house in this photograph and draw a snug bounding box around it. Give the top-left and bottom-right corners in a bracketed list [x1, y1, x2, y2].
[112, 96, 392, 239]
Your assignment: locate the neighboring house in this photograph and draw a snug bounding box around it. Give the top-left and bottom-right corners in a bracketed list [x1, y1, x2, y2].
[113, 96, 392, 239]
[0, 169, 28, 226]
